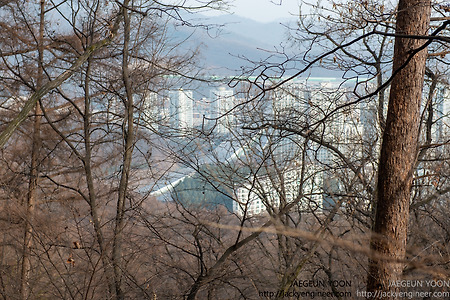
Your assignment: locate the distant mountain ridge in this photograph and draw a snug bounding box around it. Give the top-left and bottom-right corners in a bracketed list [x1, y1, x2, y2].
[171, 14, 342, 77]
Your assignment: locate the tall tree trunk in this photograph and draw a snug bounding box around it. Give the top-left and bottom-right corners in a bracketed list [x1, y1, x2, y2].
[20, 1, 45, 299]
[83, 57, 116, 299]
[80, 2, 116, 297]
[112, 2, 134, 299]
[367, 0, 431, 297]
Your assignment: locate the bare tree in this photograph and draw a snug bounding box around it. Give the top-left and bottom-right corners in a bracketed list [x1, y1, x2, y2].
[1, 1, 229, 299]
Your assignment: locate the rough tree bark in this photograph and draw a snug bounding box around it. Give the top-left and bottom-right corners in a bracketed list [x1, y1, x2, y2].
[367, 0, 431, 297]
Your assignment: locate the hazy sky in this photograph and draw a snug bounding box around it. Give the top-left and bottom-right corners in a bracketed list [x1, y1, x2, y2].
[230, 0, 300, 22]
[202, 0, 300, 23]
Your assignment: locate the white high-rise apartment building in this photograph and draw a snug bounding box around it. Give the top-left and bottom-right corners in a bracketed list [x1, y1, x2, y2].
[432, 85, 450, 141]
[169, 89, 193, 131]
[210, 87, 235, 134]
[272, 81, 305, 114]
[233, 167, 324, 217]
[141, 92, 160, 130]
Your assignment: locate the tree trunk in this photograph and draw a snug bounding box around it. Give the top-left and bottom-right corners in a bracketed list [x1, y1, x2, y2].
[112, 2, 134, 299]
[82, 57, 117, 299]
[367, 0, 431, 297]
[20, 2, 45, 298]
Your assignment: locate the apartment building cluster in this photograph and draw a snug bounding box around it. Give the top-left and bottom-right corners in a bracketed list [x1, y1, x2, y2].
[232, 78, 450, 216]
[232, 79, 365, 216]
[165, 86, 238, 134]
[132, 77, 450, 216]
